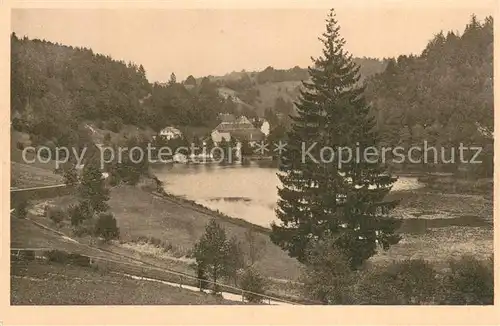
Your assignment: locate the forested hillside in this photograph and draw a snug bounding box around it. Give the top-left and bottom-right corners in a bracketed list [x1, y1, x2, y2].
[11, 34, 151, 148]
[366, 15, 493, 175]
[10, 33, 232, 149]
[10, 14, 493, 177]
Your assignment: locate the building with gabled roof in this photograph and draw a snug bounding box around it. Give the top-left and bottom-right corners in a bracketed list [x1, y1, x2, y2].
[211, 115, 264, 145]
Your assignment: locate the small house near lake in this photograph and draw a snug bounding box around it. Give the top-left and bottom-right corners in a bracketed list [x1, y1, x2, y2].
[211, 115, 265, 146]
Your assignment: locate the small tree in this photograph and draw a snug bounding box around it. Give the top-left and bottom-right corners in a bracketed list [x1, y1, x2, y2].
[47, 207, 65, 225]
[63, 164, 79, 186]
[79, 162, 109, 213]
[244, 228, 265, 266]
[193, 261, 210, 291]
[94, 212, 120, 242]
[69, 201, 93, 226]
[225, 236, 245, 285]
[110, 137, 150, 186]
[193, 219, 230, 293]
[168, 72, 177, 85]
[185, 75, 197, 86]
[240, 267, 267, 303]
[104, 133, 112, 143]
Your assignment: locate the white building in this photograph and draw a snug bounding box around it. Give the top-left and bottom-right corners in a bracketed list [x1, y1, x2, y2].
[159, 126, 183, 140]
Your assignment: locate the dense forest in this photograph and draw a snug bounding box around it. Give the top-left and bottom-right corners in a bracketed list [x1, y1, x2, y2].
[10, 15, 493, 176]
[11, 33, 234, 148]
[11, 34, 149, 146]
[366, 15, 493, 175]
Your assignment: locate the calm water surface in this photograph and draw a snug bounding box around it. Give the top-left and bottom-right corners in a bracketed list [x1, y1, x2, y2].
[152, 162, 423, 228]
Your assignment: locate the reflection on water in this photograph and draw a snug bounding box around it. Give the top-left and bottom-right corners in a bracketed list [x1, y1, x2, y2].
[152, 162, 424, 228]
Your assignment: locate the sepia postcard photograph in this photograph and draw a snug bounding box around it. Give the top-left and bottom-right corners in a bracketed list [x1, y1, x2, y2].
[3, 0, 498, 324]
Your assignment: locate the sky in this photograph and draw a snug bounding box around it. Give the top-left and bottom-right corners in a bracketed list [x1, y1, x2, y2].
[11, 2, 495, 82]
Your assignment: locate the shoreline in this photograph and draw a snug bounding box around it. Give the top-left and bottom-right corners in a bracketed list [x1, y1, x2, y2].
[149, 186, 273, 234]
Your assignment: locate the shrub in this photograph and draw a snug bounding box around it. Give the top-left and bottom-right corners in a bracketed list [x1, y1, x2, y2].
[441, 255, 494, 305]
[108, 172, 121, 187]
[300, 238, 354, 304]
[67, 253, 91, 267]
[69, 201, 93, 226]
[351, 259, 438, 305]
[63, 165, 79, 186]
[12, 118, 27, 132]
[105, 117, 123, 133]
[240, 267, 267, 303]
[73, 224, 93, 237]
[12, 197, 28, 219]
[48, 207, 65, 224]
[192, 262, 210, 291]
[45, 249, 70, 263]
[104, 133, 112, 143]
[19, 250, 36, 261]
[94, 212, 120, 241]
[149, 237, 162, 246]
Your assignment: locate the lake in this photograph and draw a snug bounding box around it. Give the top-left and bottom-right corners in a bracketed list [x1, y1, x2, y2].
[152, 162, 424, 228]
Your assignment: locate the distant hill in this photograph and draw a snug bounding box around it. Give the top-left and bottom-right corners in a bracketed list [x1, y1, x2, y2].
[192, 58, 388, 117]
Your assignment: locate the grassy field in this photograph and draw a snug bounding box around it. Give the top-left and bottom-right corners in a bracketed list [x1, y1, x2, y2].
[10, 146, 63, 188]
[30, 185, 303, 280]
[11, 260, 238, 305]
[11, 162, 63, 188]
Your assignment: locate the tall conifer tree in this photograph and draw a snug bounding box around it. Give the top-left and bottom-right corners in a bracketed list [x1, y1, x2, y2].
[270, 9, 401, 269]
